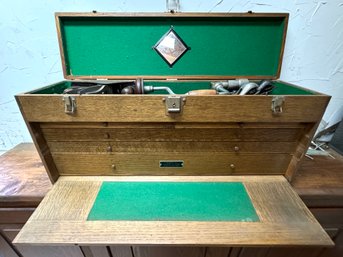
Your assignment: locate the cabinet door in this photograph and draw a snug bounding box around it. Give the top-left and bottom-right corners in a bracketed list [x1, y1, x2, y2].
[0, 233, 19, 257]
[15, 246, 83, 257]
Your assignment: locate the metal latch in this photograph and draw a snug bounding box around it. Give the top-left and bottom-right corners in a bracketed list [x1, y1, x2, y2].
[271, 96, 285, 115]
[62, 95, 76, 114]
[163, 95, 185, 114]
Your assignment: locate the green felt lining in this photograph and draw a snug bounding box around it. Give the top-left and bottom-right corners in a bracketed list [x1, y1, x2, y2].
[58, 15, 286, 77]
[87, 182, 259, 222]
[30, 80, 314, 95]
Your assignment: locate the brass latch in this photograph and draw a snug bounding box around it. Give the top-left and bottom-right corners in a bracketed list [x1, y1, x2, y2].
[271, 96, 285, 115]
[62, 95, 76, 114]
[163, 95, 185, 114]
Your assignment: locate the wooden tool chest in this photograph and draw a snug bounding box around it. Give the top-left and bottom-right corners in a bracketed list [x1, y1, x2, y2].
[14, 12, 333, 250]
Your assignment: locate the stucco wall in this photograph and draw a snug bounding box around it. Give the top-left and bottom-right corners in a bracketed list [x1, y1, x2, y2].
[1, 0, 342, 153]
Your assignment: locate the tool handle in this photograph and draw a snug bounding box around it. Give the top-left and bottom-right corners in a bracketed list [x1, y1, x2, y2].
[187, 89, 217, 95]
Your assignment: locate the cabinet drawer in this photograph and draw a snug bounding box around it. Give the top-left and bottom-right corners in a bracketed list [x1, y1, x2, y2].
[48, 141, 297, 154]
[1, 226, 22, 241]
[0, 208, 35, 224]
[53, 153, 292, 176]
[41, 127, 303, 142]
[310, 208, 343, 228]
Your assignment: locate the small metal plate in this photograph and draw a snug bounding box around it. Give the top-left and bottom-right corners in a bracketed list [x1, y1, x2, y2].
[154, 27, 189, 67]
[159, 160, 184, 168]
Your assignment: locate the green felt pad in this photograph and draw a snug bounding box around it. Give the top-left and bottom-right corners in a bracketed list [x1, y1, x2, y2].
[87, 182, 259, 222]
[59, 16, 286, 77]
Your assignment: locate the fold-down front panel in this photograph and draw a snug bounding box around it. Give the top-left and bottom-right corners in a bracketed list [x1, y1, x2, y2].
[14, 176, 333, 247]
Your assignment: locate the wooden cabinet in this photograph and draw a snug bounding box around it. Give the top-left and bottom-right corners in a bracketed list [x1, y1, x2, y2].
[0, 144, 51, 257]
[1, 144, 342, 257]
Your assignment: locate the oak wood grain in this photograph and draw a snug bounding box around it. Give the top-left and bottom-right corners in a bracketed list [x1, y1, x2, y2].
[41, 127, 303, 142]
[3, 143, 342, 208]
[47, 141, 297, 154]
[15, 246, 84, 257]
[81, 246, 110, 257]
[109, 246, 133, 257]
[204, 247, 232, 257]
[0, 143, 51, 207]
[1, 227, 21, 242]
[39, 121, 307, 129]
[15, 95, 60, 183]
[133, 246, 205, 257]
[13, 176, 333, 247]
[55, 12, 289, 18]
[52, 152, 292, 176]
[0, 208, 35, 224]
[16, 95, 329, 123]
[292, 149, 343, 207]
[285, 122, 322, 181]
[0, 233, 19, 257]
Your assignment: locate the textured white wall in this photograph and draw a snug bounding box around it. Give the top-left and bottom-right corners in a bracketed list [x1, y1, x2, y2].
[1, 0, 343, 153]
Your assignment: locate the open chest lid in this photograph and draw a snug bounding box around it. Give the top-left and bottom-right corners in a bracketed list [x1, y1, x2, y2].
[55, 12, 288, 80]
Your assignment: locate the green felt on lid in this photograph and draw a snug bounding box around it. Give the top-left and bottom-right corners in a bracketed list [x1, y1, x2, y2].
[57, 14, 287, 79]
[87, 181, 259, 222]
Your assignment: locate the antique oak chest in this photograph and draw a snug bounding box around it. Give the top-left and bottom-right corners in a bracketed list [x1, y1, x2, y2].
[14, 12, 333, 252]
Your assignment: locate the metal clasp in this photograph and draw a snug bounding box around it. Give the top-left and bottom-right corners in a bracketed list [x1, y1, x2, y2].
[163, 95, 185, 114]
[271, 96, 285, 115]
[62, 95, 76, 114]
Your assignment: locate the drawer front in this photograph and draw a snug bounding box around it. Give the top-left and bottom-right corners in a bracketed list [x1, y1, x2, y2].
[1, 225, 22, 241]
[39, 122, 302, 176]
[53, 153, 292, 176]
[0, 208, 35, 224]
[48, 141, 297, 154]
[41, 127, 303, 142]
[310, 208, 343, 228]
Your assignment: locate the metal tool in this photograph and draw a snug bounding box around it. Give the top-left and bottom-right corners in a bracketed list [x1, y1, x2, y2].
[63, 78, 274, 96]
[211, 79, 274, 95]
[255, 80, 274, 95]
[143, 85, 175, 95]
[237, 82, 259, 95]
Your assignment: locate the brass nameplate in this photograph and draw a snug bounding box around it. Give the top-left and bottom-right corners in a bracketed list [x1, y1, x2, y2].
[159, 160, 184, 168]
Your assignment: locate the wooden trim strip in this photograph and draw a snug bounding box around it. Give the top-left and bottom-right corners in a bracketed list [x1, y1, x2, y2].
[55, 12, 289, 18]
[276, 13, 289, 79]
[65, 75, 277, 81]
[55, 15, 68, 79]
[15, 96, 60, 183]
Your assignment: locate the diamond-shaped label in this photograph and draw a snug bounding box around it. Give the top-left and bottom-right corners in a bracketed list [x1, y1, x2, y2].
[154, 28, 189, 67]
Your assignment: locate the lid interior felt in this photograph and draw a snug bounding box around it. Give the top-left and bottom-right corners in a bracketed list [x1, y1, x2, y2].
[57, 13, 288, 79]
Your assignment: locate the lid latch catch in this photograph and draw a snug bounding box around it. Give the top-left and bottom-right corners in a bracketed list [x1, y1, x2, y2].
[163, 95, 185, 114]
[62, 95, 77, 114]
[271, 96, 285, 115]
